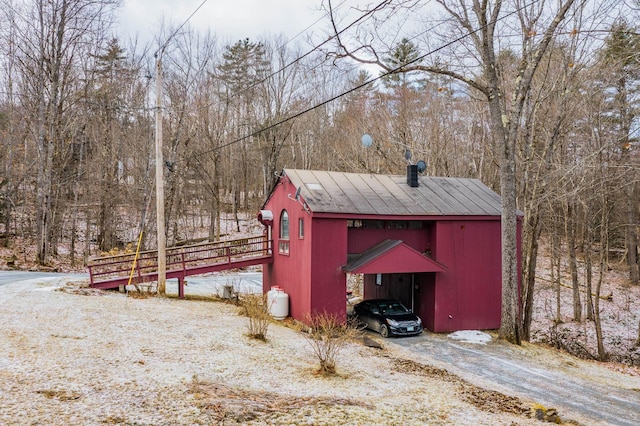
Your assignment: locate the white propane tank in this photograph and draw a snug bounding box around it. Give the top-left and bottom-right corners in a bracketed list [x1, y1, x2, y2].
[267, 286, 289, 320]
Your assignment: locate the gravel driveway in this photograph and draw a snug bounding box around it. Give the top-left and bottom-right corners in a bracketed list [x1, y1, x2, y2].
[389, 330, 640, 425]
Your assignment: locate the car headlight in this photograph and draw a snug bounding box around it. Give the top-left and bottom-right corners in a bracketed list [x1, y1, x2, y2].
[387, 319, 399, 327]
[416, 317, 422, 325]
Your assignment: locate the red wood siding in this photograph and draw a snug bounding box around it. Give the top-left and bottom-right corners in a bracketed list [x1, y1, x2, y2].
[347, 226, 431, 254]
[427, 220, 502, 332]
[363, 273, 414, 309]
[415, 272, 436, 328]
[310, 218, 348, 318]
[262, 177, 313, 320]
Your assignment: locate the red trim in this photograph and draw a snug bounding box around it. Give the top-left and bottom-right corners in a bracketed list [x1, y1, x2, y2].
[313, 212, 502, 221]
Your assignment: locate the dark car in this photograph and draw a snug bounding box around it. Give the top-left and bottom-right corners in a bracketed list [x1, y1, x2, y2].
[353, 299, 423, 338]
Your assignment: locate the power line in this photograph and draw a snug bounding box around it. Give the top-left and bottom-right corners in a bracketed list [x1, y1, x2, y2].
[191, 0, 546, 159]
[154, 0, 209, 57]
[195, 0, 387, 114]
[283, 0, 350, 48]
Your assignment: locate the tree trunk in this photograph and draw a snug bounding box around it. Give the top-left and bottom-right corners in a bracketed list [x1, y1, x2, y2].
[618, 72, 639, 286]
[498, 135, 521, 344]
[565, 200, 581, 321]
[233, 175, 240, 233]
[35, 102, 53, 264]
[70, 210, 77, 266]
[584, 215, 594, 320]
[522, 212, 541, 341]
[552, 232, 562, 323]
[97, 185, 118, 252]
[594, 198, 609, 361]
[626, 182, 639, 285]
[84, 207, 91, 266]
[205, 151, 221, 242]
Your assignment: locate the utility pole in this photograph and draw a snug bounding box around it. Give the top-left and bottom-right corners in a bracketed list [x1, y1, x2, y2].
[155, 53, 166, 294]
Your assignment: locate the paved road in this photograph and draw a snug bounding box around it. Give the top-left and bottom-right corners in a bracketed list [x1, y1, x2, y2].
[0, 271, 87, 287]
[0, 271, 59, 286]
[0, 270, 262, 296]
[389, 332, 640, 426]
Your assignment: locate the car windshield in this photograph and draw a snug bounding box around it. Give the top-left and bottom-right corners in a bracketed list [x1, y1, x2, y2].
[377, 302, 409, 315]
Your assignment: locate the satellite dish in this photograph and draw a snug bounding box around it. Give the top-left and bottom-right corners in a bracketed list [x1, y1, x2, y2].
[417, 160, 426, 173]
[361, 134, 373, 148]
[404, 149, 412, 161]
[294, 186, 301, 200]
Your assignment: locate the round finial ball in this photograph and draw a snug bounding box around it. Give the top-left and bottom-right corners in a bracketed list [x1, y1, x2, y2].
[361, 134, 373, 148]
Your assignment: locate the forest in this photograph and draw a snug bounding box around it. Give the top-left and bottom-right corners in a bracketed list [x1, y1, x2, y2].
[0, 1, 639, 358]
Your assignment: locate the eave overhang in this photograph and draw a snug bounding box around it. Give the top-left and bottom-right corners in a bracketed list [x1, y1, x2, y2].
[343, 239, 447, 274]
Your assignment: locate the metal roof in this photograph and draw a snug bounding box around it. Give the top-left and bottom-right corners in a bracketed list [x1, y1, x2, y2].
[343, 239, 447, 273]
[283, 169, 503, 216]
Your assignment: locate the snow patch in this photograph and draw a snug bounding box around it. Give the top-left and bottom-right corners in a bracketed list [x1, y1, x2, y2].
[31, 285, 62, 291]
[448, 330, 493, 344]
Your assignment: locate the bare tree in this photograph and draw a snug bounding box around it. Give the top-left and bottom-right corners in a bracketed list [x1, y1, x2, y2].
[600, 20, 640, 285]
[194, 63, 228, 242]
[325, 0, 581, 343]
[254, 37, 302, 197]
[518, 34, 589, 338]
[4, 0, 120, 264]
[160, 27, 215, 245]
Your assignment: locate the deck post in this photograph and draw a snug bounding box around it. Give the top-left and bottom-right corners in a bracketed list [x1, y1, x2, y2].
[178, 277, 184, 299]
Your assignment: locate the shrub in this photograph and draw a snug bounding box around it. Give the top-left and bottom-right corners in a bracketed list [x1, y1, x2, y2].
[303, 311, 358, 375]
[242, 294, 271, 341]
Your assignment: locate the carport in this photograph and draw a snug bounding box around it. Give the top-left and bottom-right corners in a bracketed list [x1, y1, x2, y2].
[343, 239, 447, 323]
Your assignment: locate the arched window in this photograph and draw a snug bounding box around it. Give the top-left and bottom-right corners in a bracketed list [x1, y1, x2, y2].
[278, 210, 290, 254]
[280, 210, 289, 239]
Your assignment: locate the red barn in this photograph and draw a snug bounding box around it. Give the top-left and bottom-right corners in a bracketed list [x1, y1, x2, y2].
[258, 168, 521, 332]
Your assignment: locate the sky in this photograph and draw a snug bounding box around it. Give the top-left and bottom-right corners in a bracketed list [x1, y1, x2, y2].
[116, 0, 329, 47]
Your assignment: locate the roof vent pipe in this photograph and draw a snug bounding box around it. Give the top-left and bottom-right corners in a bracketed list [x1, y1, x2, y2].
[407, 165, 419, 187]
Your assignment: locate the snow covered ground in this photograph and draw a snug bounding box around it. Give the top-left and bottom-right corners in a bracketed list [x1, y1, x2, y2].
[448, 330, 493, 345]
[0, 274, 587, 426]
[531, 246, 640, 365]
[2, 274, 640, 425]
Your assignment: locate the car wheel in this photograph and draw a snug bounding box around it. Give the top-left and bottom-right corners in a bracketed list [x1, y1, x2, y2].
[380, 324, 390, 338]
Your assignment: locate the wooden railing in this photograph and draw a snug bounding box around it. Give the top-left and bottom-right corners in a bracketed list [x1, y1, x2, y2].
[88, 235, 272, 290]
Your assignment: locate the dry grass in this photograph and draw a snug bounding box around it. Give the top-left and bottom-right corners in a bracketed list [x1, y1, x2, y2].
[35, 389, 82, 401]
[242, 294, 271, 341]
[392, 357, 528, 415]
[188, 377, 371, 424]
[302, 311, 360, 376]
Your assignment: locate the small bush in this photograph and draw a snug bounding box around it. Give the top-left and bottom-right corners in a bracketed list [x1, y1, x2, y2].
[242, 294, 271, 341]
[126, 280, 156, 298]
[303, 311, 358, 376]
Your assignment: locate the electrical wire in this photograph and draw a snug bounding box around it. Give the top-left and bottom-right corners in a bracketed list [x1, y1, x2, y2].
[154, 0, 210, 57]
[193, 0, 387, 113]
[190, 0, 550, 159]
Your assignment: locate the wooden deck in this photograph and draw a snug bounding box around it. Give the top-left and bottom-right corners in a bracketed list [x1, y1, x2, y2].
[87, 236, 272, 297]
